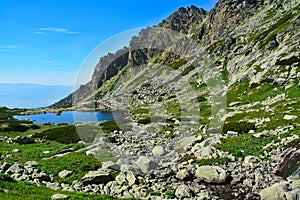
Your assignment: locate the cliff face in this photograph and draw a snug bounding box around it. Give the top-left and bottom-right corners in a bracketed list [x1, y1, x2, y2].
[52, 0, 300, 109]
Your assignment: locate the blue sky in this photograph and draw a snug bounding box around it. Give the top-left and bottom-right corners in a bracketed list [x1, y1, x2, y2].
[0, 0, 218, 86]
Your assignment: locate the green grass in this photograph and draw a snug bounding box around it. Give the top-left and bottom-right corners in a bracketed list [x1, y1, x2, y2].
[199, 102, 212, 125]
[164, 189, 176, 199]
[227, 80, 285, 105]
[147, 188, 161, 197]
[215, 133, 280, 158]
[287, 84, 300, 98]
[38, 152, 101, 184]
[0, 141, 82, 164]
[0, 174, 117, 200]
[196, 158, 232, 166]
[131, 107, 149, 115]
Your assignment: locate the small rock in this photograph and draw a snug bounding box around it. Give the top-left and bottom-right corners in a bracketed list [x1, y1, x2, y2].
[24, 161, 39, 167]
[12, 149, 20, 153]
[58, 170, 73, 179]
[126, 172, 137, 186]
[152, 145, 166, 157]
[227, 131, 238, 136]
[115, 173, 127, 185]
[175, 185, 191, 198]
[46, 182, 61, 190]
[51, 193, 69, 200]
[243, 155, 259, 167]
[284, 115, 298, 120]
[101, 161, 120, 171]
[176, 168, 189, 180]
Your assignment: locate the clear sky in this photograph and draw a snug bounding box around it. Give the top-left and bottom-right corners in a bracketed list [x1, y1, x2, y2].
[0, 0, 218, 86]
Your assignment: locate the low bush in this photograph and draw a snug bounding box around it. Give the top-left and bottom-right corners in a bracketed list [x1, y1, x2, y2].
[100, 120, 121, 133]
[3, 123, 30, 132]
[33, 125, 80, 144]
[137, 117, 151, 124]
[181, 65, 195, 76]
[15, 137, 36, 145]
[0, 173, 14, 182]
[222, 121, 255, 134]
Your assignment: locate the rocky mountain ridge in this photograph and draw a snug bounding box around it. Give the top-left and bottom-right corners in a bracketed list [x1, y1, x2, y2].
[44, 0, 300, 199]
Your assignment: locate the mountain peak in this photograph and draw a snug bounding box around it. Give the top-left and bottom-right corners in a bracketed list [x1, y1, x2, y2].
[159, 5, 207, 34]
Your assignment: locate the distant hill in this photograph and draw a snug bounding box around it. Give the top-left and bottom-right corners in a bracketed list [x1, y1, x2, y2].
[0, 83, 74, 108]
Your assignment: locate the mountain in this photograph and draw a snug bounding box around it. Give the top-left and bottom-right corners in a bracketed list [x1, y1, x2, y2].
[0, 83, 74, 108]
[48, 0, 300, 199]
[53, 0, 299, 110]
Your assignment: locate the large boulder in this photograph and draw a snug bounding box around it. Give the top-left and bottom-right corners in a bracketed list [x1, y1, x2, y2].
[260, 182, 288, 200]
[136, 156, 158, 173]
[80, 170, 112, 185]
[195, 166, 227, 183]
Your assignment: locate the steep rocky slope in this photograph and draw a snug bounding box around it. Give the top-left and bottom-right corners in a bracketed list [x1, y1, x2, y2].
[45, 0, 300, 199]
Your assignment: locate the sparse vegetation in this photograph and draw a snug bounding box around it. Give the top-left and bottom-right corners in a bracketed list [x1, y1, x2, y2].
[169, 59, 188, 70]
[181, 65, 195, 76]
[38, 152, 101, 184]
[0, 173, 116, 200]
[196, 158, 232, 166]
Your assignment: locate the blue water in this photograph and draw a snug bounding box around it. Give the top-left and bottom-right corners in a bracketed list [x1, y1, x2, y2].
[14, 111, 117, 125]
